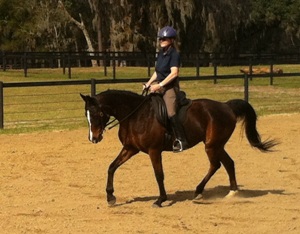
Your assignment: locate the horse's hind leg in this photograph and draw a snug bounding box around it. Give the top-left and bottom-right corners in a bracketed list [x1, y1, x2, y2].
[194, 146, 238, 200]
[194, 147, 221, 200]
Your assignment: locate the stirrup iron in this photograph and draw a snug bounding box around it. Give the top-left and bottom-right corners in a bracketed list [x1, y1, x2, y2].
[173, 138, 183, 152]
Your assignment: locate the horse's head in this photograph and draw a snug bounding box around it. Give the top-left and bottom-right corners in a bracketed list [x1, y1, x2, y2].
[80, 94, 110, 144]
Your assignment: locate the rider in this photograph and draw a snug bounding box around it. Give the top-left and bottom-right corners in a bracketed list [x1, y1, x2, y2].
[143, 26, 188, 152]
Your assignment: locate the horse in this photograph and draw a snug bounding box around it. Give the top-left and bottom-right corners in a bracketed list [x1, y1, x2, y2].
[80, 90, 278, 207]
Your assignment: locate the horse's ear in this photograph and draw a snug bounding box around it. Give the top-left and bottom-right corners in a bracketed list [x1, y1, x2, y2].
[80, 93, 90, 102]
[80, 93, 99, 106]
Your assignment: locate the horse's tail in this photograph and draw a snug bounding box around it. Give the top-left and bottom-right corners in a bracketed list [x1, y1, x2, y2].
[226, 99, 278, 152]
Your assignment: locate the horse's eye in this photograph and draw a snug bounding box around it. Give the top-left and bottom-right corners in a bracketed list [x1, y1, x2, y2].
[100, 112, 104, 117]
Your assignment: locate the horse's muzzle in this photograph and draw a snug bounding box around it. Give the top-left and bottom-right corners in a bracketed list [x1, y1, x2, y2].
[90, 135, 103, 144]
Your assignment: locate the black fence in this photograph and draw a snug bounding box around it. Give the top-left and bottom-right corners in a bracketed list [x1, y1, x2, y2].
[0, 51, 156, 78]
[1, 51, 300, 79]
[1, 72, 300, 130]
[1, 51, 299, 130]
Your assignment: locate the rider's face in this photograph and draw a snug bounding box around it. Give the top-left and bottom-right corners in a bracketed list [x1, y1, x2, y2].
[159, 38, 172, 48]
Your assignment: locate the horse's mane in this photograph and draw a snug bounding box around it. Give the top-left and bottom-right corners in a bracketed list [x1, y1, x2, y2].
[101, 89, 143, 99]
[97, 89, 146, 108]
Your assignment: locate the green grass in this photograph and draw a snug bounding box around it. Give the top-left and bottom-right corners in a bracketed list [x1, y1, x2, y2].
[0, 65, 299, 134]
[2, 64, 300, 85]
[0, 66, 151, 81]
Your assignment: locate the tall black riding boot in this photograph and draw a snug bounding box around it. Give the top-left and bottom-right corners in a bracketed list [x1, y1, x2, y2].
[170, 116, 188, 152]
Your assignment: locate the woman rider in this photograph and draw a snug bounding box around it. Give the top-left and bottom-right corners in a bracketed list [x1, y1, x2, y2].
[143, 26, 188, 152]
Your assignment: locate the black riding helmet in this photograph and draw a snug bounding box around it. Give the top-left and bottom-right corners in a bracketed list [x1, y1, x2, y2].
[158, 26, 177, 39]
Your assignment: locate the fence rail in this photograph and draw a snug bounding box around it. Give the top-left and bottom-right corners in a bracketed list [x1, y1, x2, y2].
[1, 51, 300, 78]
[1, 51, 299, 130]
[1, 72, 300, 130]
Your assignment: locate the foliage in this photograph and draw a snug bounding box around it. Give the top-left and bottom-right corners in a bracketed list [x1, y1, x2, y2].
[0, 0, 73, 51]
[0, 0, 299, 53]
[248, 0, 300, 52]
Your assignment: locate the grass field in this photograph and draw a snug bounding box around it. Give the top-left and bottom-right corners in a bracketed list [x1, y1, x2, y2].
[0, 65, 299, 134]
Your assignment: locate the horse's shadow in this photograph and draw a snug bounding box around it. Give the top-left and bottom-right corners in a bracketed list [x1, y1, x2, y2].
[117, 186, 287, 207]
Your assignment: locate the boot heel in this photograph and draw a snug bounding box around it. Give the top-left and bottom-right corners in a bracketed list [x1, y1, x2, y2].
[170, 116, 188, 152]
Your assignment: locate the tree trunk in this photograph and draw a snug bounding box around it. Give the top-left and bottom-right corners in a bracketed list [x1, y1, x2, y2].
[58, 0, 98, 67]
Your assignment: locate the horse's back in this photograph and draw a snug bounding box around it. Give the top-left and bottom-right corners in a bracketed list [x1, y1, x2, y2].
[189, 98, 236, 119]
[185, 98, 237, 146]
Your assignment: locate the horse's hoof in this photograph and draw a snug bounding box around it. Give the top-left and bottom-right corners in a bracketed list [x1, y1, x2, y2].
[107, 196, 116, 206]
[193, 194, 203, 203]
[225, 190, 238, 198]
[152, 202, 162, 208]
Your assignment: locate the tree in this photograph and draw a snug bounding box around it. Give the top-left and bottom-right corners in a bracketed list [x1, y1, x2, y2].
[248, 0, 300, 53]
[58, 0, 98, 66]
[0, 0, 37, 51]
[0, 0, 299, 54]
[87, 0, 103, 51]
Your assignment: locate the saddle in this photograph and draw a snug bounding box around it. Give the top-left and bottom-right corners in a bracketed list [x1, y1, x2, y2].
[150, 91, 192, 128]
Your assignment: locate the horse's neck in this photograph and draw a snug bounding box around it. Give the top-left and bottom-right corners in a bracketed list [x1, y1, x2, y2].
[111, 103, 131, 120]
[103, 94, 143, 120]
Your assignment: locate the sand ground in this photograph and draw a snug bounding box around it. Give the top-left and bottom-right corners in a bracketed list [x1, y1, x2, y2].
[0, 113, 299, 234]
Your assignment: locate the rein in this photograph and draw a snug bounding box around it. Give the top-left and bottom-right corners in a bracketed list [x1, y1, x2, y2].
[106, 87, 150, 130]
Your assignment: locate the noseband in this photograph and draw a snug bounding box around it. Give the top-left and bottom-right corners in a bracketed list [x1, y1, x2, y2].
[86, 109, 109, 141]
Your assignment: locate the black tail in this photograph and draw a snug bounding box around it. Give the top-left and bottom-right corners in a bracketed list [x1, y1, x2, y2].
[226, 99, 279, 152]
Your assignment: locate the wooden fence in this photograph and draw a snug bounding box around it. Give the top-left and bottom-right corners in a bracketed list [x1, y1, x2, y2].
[1, 51, 300, 78]
[1, 51, 299, 129]
[1, 72, 300, 129]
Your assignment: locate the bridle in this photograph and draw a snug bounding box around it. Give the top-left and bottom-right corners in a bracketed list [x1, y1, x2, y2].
[99, 110, 109, 133]
[87, 109, 108, 141]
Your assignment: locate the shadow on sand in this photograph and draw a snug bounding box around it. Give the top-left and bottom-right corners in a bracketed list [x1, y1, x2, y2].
[114, 186, 286, 207]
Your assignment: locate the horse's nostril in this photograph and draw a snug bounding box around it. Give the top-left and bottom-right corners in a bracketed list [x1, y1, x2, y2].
[92, 138, 99, 144]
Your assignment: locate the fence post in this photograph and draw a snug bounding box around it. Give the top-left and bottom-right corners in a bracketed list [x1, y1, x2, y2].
[196, 54, 200, 78]
[24, 52, 28, 77]
[244, 74, 249, 102]
[68, 52, 71, 79]
[62, 53, 66, 75]
[91, 79, 96, 96]
[2, 51, 6, 71]
[270, 63, 274, 85]
[112, 52, 116, 80]
[249, 60, 253, 81]
[147, 55, 151, 77]
[0, 81, 4, 129]
[213, 62, 217, 84]
[103, 52, 107, 76]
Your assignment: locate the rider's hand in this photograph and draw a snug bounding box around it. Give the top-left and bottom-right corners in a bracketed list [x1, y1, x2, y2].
[150, 84, 161, 92]
[143, 83, 149, 91]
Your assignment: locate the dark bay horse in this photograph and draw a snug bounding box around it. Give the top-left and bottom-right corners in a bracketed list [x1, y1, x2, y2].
[80, 90, 277, 207]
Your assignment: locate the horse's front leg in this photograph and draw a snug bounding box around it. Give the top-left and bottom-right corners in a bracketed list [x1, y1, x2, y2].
[149, 150, 167, 207]
[106, 146, 139, 206]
